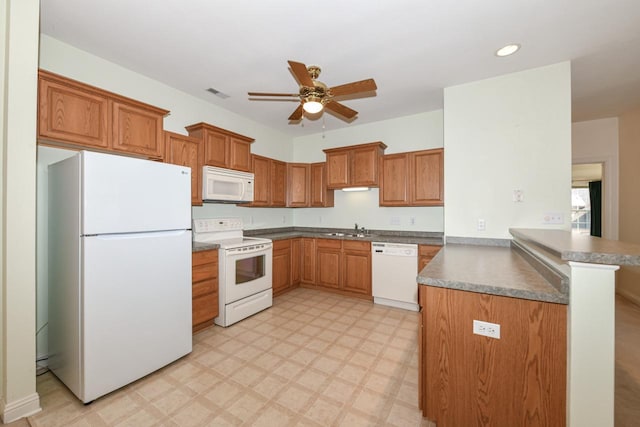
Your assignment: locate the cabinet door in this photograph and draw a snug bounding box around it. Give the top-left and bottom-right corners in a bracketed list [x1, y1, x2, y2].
[301, 238, 316, 284]
[111, 99, 165, 159]
[316, 239, 342, 289]
[290, 238, 301, 286]
[228, 137, 252, 172]
[379, 153, 409, 206]
[287, 163, 310, 207]
[310, 162, 334, 207]
[38, 76, 109, 149]
[251, 155, 271, 206]
[351, 146, 379, 187]
[272, 240, 291, 295]
[410, 149, 444, 206]
[202, 130, 228, 167]
[326, 151, 350, 188]
[342, 241, 371, 295]
[164, 132, 203, 206]
[271, 160, 287, 207]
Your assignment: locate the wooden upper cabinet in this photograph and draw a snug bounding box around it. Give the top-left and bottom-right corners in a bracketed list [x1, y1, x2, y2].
[310, 162, 334, 207]
[38, 70, 168, 159]
[379, 153, 409, 206]
[410, 148, 444, 206]
[185, 122, 253, 172]
[379, 148, 444, 207]
[245, 154, 286, 207]
[287, 163, 310, 207]
[164, 131, 203, 206]
[323, 142, 387, 189]
[271, 160, 287, 207]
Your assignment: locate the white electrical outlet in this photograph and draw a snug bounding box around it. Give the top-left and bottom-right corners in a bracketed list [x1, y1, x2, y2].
[390, 216, 401, 225]
[513, 189, 524, 202]
[410, 217, 416, 225]
[473, 320, 501, 339]
[477, 218, 486, 231]
[543, 212, 564, 224]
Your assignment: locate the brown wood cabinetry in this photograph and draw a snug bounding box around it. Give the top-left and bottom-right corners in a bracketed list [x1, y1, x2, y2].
[38, 70, 168, 159]
[314, 238, 372, 298]
[380, 148, 444, 206]
[185, 122, 253, 172]
[287, 163, 310, 207]
[310, 162, 335, 207]
[192, 249, 219, 333]
[418, 245, 441, 272]
[246, 155, 286, 207]
[290, 238, 301, 286]
[164, 131, 203, 206]
[419, 286, 566, 426]
[272, 240, 292, 296]
[323, 142, 387, 189]
[301, 238, 317, 284]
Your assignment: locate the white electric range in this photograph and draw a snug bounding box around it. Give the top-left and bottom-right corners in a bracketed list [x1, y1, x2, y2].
[192, 218, 273, 327]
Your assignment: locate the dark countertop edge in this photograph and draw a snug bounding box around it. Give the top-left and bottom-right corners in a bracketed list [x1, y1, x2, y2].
[192, 242, 219, 252]
[417, 276, 569, 305]
[510, 228, 640, 266]
[511, 241, 570, 295]
[245, 227, 444, 245]
[445, 236, 511, 247]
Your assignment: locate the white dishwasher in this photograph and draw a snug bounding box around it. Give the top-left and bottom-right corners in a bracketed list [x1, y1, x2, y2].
[372, 242, 419, 311]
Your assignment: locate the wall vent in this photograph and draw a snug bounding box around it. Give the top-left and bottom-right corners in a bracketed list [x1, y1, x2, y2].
[206, 88, 230, 99]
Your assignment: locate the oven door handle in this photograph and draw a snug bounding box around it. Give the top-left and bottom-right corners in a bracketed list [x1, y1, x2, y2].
[227, 245, 272, 256]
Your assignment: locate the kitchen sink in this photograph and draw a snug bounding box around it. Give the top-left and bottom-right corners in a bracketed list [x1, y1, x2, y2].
[325, 232, 346, 236]
[325, 232, 376, 238]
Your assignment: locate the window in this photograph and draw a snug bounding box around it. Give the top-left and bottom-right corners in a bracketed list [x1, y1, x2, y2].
[571, 187, 591, 234]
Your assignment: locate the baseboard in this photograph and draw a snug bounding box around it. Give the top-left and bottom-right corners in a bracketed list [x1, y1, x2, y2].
[0, 392, 41, 424]
[617, 288, 640, 307]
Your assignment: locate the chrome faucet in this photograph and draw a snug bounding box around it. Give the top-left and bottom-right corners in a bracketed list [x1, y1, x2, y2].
[354, 223, 359, 231]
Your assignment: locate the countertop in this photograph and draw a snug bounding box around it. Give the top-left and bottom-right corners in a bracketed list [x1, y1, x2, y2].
[510, 228, 640, 266]
[417, 243, 569, 304]
[192, 241, 219, 252]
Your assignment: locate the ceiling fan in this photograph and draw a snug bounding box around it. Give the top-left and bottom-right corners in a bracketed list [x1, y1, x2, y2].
[248, 60, 377, 122]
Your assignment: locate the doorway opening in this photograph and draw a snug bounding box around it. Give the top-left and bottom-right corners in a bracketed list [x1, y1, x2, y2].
[571, 163, 603, 236]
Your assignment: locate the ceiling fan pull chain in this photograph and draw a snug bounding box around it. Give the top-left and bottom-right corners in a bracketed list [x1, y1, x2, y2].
[322, 116, 326, 138]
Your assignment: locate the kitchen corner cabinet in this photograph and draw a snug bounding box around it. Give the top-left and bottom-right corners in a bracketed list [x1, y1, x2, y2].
[192, 249, 219, 333]
[379, 148, 444, 207]
[246, 155, 286, 207]
[164, 131, 203, 206]
[287, 163, 310, 207]
[419, 285, 566, 426]
[310, 162, 334, 207]
[38, 70, 168, 159]
[323, 141, 387, 189]
[272, 238, 302, 297]
[300, 238, 317, 285]
[418, 245, 441, 272]
[185, 122, 253, 172]
[291, 238, 301, 286]
[315, 238, 372, 298]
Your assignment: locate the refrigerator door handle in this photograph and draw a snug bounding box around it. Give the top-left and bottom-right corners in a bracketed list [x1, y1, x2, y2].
[86, 230, 190, 240]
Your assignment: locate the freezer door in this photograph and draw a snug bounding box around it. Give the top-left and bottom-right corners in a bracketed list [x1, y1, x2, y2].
[81, 151, 191, 234]
[81, 230, 192, 402]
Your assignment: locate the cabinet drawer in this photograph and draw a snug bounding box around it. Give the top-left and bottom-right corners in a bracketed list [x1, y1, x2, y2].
[193, 262, 217, 283]
[273, 239, 291, 252]
[192, 292, 218, 325]
[316, 238, 342, 249]
[419, 245, 441, 257]
[343, 240, 370, 252]
[193, 249, 218, 267]
[193, 278, 217, 298]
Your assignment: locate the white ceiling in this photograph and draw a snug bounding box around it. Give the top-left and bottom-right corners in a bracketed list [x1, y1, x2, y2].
[39, 0, 640, 137]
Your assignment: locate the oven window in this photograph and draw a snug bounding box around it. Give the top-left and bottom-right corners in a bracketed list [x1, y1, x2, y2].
[236, 254, 265, 284]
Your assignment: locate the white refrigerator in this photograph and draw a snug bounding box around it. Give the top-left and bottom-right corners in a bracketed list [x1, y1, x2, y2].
[48, 151, 192, 403]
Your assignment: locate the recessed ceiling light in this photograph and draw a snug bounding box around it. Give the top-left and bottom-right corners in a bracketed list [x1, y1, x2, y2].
[495, 44, 521, 57]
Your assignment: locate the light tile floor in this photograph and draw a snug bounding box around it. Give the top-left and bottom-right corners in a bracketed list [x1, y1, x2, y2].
[25, 288, 435, 427]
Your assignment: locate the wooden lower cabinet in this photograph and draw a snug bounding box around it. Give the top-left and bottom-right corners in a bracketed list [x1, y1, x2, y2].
[419, 285, 567, 426]
[291, 238, 301, 286]
[273, 239, 292, 296]
[192, 249, 219, 333]
[314, 238, 372, 298]
[300, 238, 316, 284]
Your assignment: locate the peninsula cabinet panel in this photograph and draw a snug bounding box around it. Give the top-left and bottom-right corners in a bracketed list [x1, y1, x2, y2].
[192, 249, 219, 333]
[164, 131, 203, 206]
[410, 148, 444, 206]
[301, 238, 317, 284]
[287, 163, 310, 207]
[185, 122, 254, 172]
[271, 160, 287, 207]
[423, 286, 566, 427]
[38, 75, 109, 149]
[379, 153, 409, 206]
[111, 99, 165, 159]
[310, 162, 334, 207]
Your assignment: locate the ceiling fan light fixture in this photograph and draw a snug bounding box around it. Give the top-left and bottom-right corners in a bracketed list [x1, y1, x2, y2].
[302, 98, 324, 114]
[495, 44, 521, 57]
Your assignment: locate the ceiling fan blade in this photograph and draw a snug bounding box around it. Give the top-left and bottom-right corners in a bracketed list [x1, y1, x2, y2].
[330, 79, 377, 97]
[325, 101, 358, 119]
[248, 92, 298, 97]
[288, 60, 315, 87]
[288, 104, 304, 121]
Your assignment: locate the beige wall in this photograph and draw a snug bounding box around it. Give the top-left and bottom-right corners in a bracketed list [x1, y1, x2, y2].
[1, 0, 41, 423]
[618, 107, 640, 305]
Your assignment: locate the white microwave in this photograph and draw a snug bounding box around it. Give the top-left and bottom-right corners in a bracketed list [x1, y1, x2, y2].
[202, 166, 254, 203]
